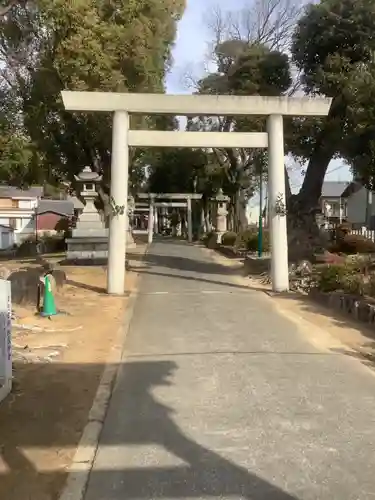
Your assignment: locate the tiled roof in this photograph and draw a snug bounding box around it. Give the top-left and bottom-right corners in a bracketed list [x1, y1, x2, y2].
[0, 185, 44, 199]
[67, 195, 84, 210]
[321, 181, 349, 198]
[36, 199, 74, 216]
[341, 181, 363, 198]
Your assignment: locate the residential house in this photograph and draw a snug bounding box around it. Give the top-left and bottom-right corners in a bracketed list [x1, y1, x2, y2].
[36, 197, 84, 235]
[0, 187, 85, 249]
[320, 181, 349, 222]
[341, 181, 375, 229]
[0, 186, 43, 248]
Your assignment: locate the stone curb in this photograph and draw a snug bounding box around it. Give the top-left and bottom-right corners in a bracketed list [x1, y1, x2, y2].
[308, 289, 375, 326]
[58, 253, 146, 500]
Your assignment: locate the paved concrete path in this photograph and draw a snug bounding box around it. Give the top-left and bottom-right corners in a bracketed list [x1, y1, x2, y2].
[85, 241, 375, 500]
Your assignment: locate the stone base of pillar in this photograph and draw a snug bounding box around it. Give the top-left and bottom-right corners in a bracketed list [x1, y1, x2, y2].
[216, 232, 224, 244]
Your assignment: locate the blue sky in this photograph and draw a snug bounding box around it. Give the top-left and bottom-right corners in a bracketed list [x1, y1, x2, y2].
[165, 0, 351, 208]
[166, 0, 233, 94]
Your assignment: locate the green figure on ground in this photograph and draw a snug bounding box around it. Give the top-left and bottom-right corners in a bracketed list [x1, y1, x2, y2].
[40, 274, 58, 317]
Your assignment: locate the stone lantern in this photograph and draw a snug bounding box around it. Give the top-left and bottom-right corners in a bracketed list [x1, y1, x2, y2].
[215, 188, 229, 243]
[66, 166, 108, 261]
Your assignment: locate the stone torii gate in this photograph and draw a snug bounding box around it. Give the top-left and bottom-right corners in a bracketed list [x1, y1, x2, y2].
[61, 91, 332, 295]
[138, 193, 203, 244]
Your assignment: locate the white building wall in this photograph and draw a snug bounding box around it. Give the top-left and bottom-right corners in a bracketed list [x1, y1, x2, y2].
[346, 187, 368, 225]
[18, 199, 34, 209]
[0, 197, 38, 247]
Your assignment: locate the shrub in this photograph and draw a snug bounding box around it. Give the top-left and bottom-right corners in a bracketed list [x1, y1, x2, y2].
[221, 231, 237, 247]
[317, 264, 349, 292]
[15, 237, 38, 257]
[259, 230, 270, 252]
[317, 263, 359, 293]
[235, 229, 270, 253]
[314, 250, 346, 264]
[234, 229, 256, 249]
[335, 222, 352, 241]
[341, 272, 365, 295]
[204, 231, 218, 249]
[15, 235, 65, 257]
[337, 234, 375, 254]
[41, 235, 66, 253]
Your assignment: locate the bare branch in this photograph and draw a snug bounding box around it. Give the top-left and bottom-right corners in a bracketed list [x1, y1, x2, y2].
[204, 4, 227, 49]
[205, 0, 305, 56]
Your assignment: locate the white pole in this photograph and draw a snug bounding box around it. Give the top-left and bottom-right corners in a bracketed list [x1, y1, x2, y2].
[187, 196, 193, 243]
[148, 199, 154, 244]
[267, 114, 289, 292]
[153, 205, 158, 234]
[107, 111, 129, 295]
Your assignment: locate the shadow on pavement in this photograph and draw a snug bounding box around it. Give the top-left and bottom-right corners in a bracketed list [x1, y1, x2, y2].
[134, 268, 267, 293]
[131, 241, 242, 277]
[0, 360, 300, 500]
[85, 360, 299, 500]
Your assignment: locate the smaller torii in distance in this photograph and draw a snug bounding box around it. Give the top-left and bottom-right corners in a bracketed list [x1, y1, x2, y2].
[137, 193, 202, 244]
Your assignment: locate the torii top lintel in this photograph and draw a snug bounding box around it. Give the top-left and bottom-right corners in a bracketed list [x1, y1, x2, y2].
[61, 91, 332, 117]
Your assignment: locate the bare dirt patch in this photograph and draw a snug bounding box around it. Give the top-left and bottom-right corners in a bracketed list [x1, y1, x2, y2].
[0, 244, 146, 500]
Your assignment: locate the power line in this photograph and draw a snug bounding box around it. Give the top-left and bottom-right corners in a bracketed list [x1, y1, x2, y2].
[325, 164, 347, 176]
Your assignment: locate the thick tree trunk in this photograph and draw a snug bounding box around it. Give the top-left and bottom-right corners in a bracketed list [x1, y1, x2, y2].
[286, 146, 334, 261]
[228, 200, 235, 232]
[237, 189, 248, 231]
[286, 102, 343, 260]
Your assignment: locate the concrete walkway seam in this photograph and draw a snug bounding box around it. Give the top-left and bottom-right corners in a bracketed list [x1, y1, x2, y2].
[58, 262, 145, 500]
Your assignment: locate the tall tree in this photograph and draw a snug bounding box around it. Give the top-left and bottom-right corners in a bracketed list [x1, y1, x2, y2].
[197, 0, 375, 256]
[193, 40, 291, 230]
[182, 0, 300, 231]
[148, 148, 208, 194]
[0, 0, 185, 191]
[287, 0, 375, 255]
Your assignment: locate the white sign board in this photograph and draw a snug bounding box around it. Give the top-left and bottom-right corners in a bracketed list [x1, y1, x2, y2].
[0, 279, 12, 403]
